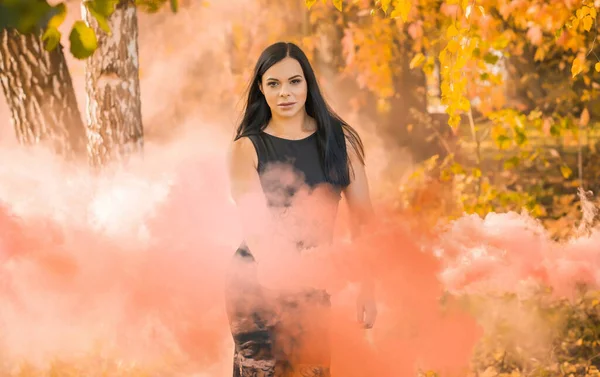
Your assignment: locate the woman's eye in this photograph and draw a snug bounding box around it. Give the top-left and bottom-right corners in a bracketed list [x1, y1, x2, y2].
[267, 82, 278, 87]
[291, 79, 301, 84]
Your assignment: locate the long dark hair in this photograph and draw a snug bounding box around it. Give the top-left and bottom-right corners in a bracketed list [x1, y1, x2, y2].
[234, 41, 365, 188]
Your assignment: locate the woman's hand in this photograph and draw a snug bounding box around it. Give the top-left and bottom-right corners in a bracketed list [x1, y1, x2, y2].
[356, 281, 377, 329]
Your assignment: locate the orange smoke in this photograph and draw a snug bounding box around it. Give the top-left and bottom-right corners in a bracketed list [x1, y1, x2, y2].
[0, 138, 482, 376]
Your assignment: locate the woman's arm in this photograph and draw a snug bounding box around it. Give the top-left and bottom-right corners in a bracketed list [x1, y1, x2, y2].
[343, 143, 374, 238]
[227, 137, 299, 274]
[342, 139, 378, 329]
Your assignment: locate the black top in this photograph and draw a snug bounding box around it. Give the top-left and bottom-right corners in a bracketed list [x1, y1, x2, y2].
[246, 131, 342, 207]
[236, 131, 342, 255]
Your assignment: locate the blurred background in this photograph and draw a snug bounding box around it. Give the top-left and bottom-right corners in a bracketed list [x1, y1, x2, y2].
[2, 0, 600, 238]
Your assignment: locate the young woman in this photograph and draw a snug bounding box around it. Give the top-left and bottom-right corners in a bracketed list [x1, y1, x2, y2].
[226, 41, 376, 377]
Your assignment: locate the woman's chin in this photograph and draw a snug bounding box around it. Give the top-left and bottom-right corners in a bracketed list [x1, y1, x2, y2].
[273, 107, 302, 118]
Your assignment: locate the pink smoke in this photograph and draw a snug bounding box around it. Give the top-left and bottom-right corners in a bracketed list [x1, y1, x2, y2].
[437, 211, 600, 299]
[0, 131, 481, 376]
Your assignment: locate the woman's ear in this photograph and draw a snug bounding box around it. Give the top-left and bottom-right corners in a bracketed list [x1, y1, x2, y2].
[258, 82, 263, 94]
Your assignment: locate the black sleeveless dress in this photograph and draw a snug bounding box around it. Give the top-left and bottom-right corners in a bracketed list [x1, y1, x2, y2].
[226, 131, 342, 377]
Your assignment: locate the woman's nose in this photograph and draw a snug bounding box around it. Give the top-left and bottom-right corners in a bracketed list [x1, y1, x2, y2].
[279, 83, 291, 97]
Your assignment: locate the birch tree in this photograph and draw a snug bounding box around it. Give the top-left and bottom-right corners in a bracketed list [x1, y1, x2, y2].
[0, 4, 86, 157]
[83, 0, 143, 167]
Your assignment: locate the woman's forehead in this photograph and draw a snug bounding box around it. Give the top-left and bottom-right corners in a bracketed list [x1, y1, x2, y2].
[264, 58, 304, 80]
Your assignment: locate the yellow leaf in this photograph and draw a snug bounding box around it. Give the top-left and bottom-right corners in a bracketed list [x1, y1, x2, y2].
[560, 165, 572, 179]
[583, 15, 593, 31]
[447, 39, 460, 53]
[332, 0, 342, 11]
[576, 338, 583, 346]
[571, 56, 585, 77]
[439, 49, 449, 65]
[390, 0, 411, 21]
[465, 5, 472, 19]
[534, 46, 546, 61]
[409, 52, 426, 69]
[591, 6, 597, 19]
[305, 0, 317, 9]
[595, 62, 600, 72]
[447, 24, 459, 38]
[47, 3, 67, 29]
[460, 0, 469, 11]
[381, 0, 392, 13]
[423, 56, 435, 75]
[478, 5, 485, 16]
[448, 114, 461, 129]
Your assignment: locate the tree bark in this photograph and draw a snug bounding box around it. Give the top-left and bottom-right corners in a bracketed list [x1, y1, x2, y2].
[312, 11, 344, 79]
[0, 29, 86, 157]
[380, 26, 435, 163]
[83, 0, 143, 168]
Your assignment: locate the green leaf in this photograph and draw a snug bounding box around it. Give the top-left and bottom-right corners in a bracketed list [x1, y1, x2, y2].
[0, 5, 21, 30]
[514, 127, 526, 145]
[135, 0, 163, 12]
[504, 156, 520, 170]
[69, 20, 97, 59]
[85, 0, 117, 17]
[42, 26, 61, 51]
[492, 35, 510, 49]
[84, 0, 117, 33]
[495, 134, 510, 149]
[46, 3, 67, 28]
[555, 27, 563, 39]
[0, 0, 54, 33]
[483, 52, 499, 65]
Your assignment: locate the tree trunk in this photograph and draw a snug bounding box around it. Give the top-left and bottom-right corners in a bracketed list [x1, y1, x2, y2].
[83, 0, 143, 168]
[312, 11, 344, 80]
[0, 29, 86, 157]
[380, 26, 432, 163]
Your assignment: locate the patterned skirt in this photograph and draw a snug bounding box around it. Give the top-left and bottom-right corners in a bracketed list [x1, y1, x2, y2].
[225, 248, 332, 377]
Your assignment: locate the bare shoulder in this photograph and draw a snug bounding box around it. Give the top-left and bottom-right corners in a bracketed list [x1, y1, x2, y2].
[228, 136, 261, 200]
[342, 125, 365, 166]
[228, 136, 258, 170]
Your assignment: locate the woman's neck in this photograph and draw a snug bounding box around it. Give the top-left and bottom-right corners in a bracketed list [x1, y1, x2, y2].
[267, 110, 315, 138]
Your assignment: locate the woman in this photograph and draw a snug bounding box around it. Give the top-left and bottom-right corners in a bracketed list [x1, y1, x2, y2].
[227, 41, 376, 377]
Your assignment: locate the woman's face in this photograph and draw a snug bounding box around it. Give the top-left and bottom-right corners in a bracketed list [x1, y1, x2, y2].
[260, 57, 308, 120]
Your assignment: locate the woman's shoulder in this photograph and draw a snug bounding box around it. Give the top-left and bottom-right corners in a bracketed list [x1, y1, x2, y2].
[341, 124, 365, 164]
[229, 135, 259, 168]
